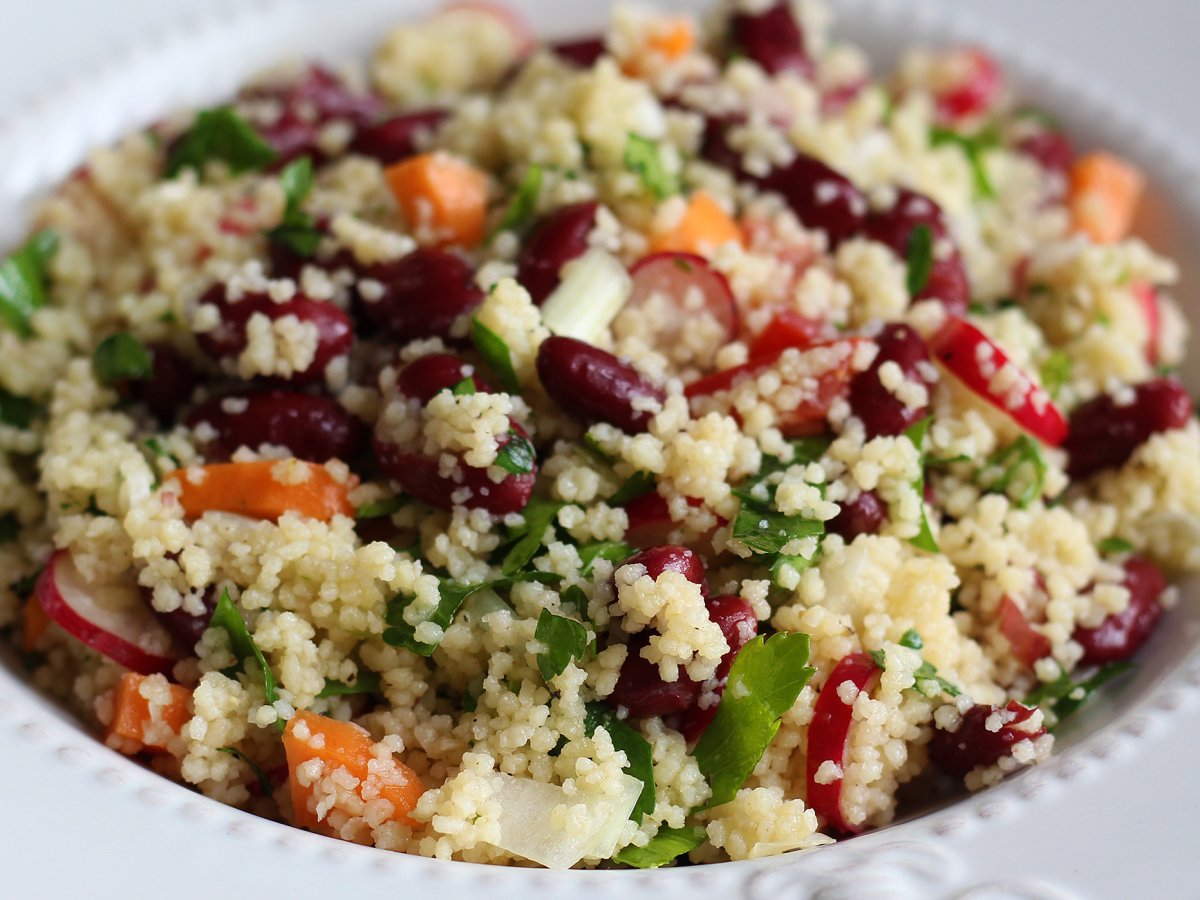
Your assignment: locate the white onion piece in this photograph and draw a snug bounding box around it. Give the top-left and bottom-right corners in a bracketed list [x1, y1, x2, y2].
[488, 771, 642, 869]
[540, 249, 632, 344]
[36, 550, 178, 675]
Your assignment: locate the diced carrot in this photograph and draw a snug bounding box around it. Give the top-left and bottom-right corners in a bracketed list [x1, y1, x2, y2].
[385, 152, 489, 249]
[22, 597, 51, 653]
[1068, 152, 1145, 245]
[283, 710, 425, 832]
[622, 15, 696, 75]
[107, 672, 192, 754]
[649, 191, 744, 256]
[169, 460, 356, 523]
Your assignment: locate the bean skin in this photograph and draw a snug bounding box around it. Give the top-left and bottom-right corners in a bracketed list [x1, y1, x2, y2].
[536, 336, 665, 434]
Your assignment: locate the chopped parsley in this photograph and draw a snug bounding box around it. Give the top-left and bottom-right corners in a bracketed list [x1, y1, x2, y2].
[905, 224, 934, 297]
[355, 496, 409, 520]
[143, 438, 181, 469]
[899, 628, 924, 650]
[870, 637, 961, 698]
[930, 125, 1000, 199]
[534, 609, 591, 681]
[904, 418, 940, 553]
[1098, 537, 1135, 556]
[578, 540, 633, 576]
[585, 702, 656, 821]
[210, 589, 282, 730]
[976, 435, 1048, 509]
[608, 471, 656, 507]
[559, 584, 592, 621]
[500, 498, 565, 576]
[267, 156, 322, 258]
[492, 164, 544, 238]
[470, 318, 521, 395]
[0, 387, 39, 429]
[1039, 350, 1073, 400]
[166, 107, 277, 178]
[612, 825, 706, 868]
[93, 332, 153, 386]
[495, 432, 536, 476]
[732, 438, 831, 566]
[217, 747, 274, 797]
[1025, 662, 1134, 727]
[317, 671, 383, 698]
[0, 229, 59, 338]
[450, 377, 477, 396]
[625, 134, 680, 201]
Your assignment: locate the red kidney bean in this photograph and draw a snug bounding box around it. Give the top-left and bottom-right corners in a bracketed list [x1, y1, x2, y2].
[195, 284, 353, 385]
[552, 36, 607, 68]
[350, 109, 449, 165]
[187, 390, 365, 462]
[759, 154, 869, 248]
[148, 586, 217, 649]
[1018, 131, 1075, 177]
[928, 700, 1046, 778]
[730, 1, 814, 79]
[397, 353, 491, 404]
[827, 490, 887, 541]
[536, 337, 665, 434]
[1074, 557, 1167, 664]
[358, 249, 484, 343]
[616, 544, 707, 595]
[848, 323, 933, 437]
[1064, 378, 1193, 479]
[678, 596, 759, 742]
[516, 201, 599, 304]
[126, 345, 199, 423]
[700, 115, 744, 174]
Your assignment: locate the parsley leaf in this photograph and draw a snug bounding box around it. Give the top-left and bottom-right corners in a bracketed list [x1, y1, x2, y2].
[580, 433, 616, 466]
[694, 633, 816, 809]
[0, 387, 39, 429]
[495, 432, 536, 475]
[267, 156, 321, 258]
[1098, 537, 1135, 555]
[608, 471, 656, 507]
[493, 164, 544, 238]
[317, 671, 382, 698]
[912, 661, 962, 698]
[210, 589, 281, 729]
[899, 628, 924, 650]
[559, 584, 592, 621]
[585, 702, 656, 821]
[1024, 662, 1134, 727]
[470, 318, 521, 395]
[578, 540, 632, 576]
[976, 435, 1048, 509]
[535, 608, 591, 681]
[905, 224, 934, 297]
[143, 437, 181, 469]
[904, 418, 940, 553]
[0, 229, 59, 338]
[93, 332, 153, 386]
[930, 125, 999, 199]
[0, 513, 18, 544]
[613, 825, 706, 868]
[1039, 350, 1072, 400]
[217, 747, 274, 797]
[451, 377, 477, 397]
[501, 498, 564, 576]
[732, 503, 824, 556]
[625, 134, 680, 201]
[166, 107, 277, 178]
[355, 496, 409, 520]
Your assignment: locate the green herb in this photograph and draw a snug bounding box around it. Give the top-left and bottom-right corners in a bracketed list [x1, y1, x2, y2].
[585, 703, 656, 821]
[535, 609, 591, 681]
[559, 584, 592, 621]
[899, 628, 923, 650]
[451, 377, 477, 396]
[625, 134, 680, 201]
[694, 633, 816, 809]
[1098, 537, 1135, 555]
[317, 671, 382, 698]
[904, 418, 939, 553]
[501, 499, 565, 576]
[868, 648, 888, 670]
[356, 496, 409, 520]
[1025, 662, 1134, 726]
[580, 433, 616, 466]
[1013, 107, 1060, 130]
[976, 435, 1048, 509]
[470, 318, 521, 395]
[578, 540, 632, 576]
[0, 513, 18, 544]
[143, 437, 181, 469]
[930, 125, 999, 199]
[267, 156, 322, 257]
[217, 747, 274, 797]
[0, 387, 39, 429]
[0, 229, 59, 338]
[211, 589, 281, 729]
[495, 432, 536, 476]
[166, 107, 277, 178]
[1040, 350, 1073, 399]
[93, 333, 153, 386]
[612, 825, 706, 868]
[609, 471, 656, 507]
[905, 224, 934, 297]
[770, 552, 817, 588]
[492, 164, 544, 238]
[731, 439, 831, 560]
[912, 661, 962, 698]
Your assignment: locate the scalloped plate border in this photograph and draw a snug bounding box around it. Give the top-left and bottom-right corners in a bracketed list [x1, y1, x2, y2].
[2, 1, 1200, 897]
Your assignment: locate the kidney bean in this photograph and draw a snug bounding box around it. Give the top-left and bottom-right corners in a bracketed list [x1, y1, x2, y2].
[1064, 378, 1193, 479]
[827, 490, 887, 541]
[350, 109, 449, 165]
[536, 337, 665, 434]
[678, 596, 759, 742]
[700, 115, 744, 174]
[552, 36, 607, 68]
[848, 323, 933, 438]
[1074, 557, 1167, 664]
[730, 1, 814, 79]
[616, 544, 707, 595]
[187, 390, 365, 462]
[397, 353, 491, 404]
[126, 345, 199, 423]
[516, 201, 599, 304]
[928, 700, 1046, 778]
[195, 284, 353, 385]
[148, 586, 217, 649]
[1018, 131, 1075, 177]
[358, 249, 484, 343]
[759, 153, 868, 248]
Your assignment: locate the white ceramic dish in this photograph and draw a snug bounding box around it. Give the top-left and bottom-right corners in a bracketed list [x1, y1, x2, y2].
[2, 1, 1199, 896]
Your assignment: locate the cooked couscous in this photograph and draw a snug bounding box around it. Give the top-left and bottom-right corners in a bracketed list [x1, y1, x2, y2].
[4, 0, 1196, 869]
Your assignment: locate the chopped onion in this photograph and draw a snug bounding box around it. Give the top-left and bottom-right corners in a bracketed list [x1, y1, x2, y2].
[488, 771, 642, 869]
[540, 249, 632, 344]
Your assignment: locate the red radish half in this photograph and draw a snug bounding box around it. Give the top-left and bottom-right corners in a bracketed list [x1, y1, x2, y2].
[930, 317, 1068, 446]
[1131, 281, 1161, 364]
[997, 596, 1051, 668]
[36, 551, 178, 675]
[627, 253, 739, 344]
[806, 652, 880, 834]
[748, 310, 835, 359]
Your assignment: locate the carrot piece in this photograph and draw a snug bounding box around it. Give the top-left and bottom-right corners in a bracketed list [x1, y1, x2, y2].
[646, 17, 696, 60]
[1068, 151, 1145, 244]
[385, 152, 489, 249]
[169, 460, 356, 523]
[107, 672, 192, 754]
[649, 191, 744, 256]
[22, 597, 51, 653]
[283, 710, 425, 832]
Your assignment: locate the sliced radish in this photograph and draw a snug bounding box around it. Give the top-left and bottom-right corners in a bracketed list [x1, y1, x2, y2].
[930, 317, 1068, 446]
[439, 1, 536, 59]
[933, 48, 1001, 125]
[997, 595, 1051, 668]
[748, 309, 835, 359]
[806, 652, 880, 834]
[627, 252, 739, 345]
[1131, 281, 1161, 365]
[36, 550, 178, 675]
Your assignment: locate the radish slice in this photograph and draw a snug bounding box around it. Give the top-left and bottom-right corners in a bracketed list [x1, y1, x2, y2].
[805, 652, 880, 834]
[1131, 281, 1161, 364]
[439, 2, 536, 59]
[929, 317, 1068, 446]
[748, 309, 835, 359]
[627, 252, 739, 344]
[36, 551, 178, 675]
[997, 595, 1051, 668]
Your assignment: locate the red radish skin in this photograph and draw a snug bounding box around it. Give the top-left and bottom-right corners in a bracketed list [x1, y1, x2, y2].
[806, 653, 881, 834]
[1131, 282, 1161, 365]
[997, 595, 1051, 668]
[933, 49, 1002, 125]
[627, 253, 739, 343]
[748, 310, 834, 359]
[36, 551, 178, 676]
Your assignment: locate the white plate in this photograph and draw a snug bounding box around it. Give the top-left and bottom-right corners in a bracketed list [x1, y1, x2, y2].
[2, 1, 1199, 897]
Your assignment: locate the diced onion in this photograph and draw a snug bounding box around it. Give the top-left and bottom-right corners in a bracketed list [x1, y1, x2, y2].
[540, 249, 632, 344]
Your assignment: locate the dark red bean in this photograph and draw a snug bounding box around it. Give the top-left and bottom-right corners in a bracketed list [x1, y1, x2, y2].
[350, 110, 448, 166]
[759, 154, 868, 248]
[1018, 131, 1075, 177]
[552, 37, 607, 68]
[928, 700, 1046, 778]
[397, 353, 491, 405]
[608, 633, 698, 718]
[827, 490, 887, 541]
[730, 2, 814, 79]
[127, 345, 199, 423]
[617, 545, 707, 595]
[148, 587, 217, 649]
[187, 390, 364, 462]
[536, 337, 665, 434]
[516, 202, 599, 304]
[848, 323, 933, 437]
[1064, 378, 1193, 479]
[195, 284, 353, 385]
[359, 249, 484, 343]
[1074, 557, 1167, 664]
[678, 596, 759, 742]
[700, 115, 744, 174]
